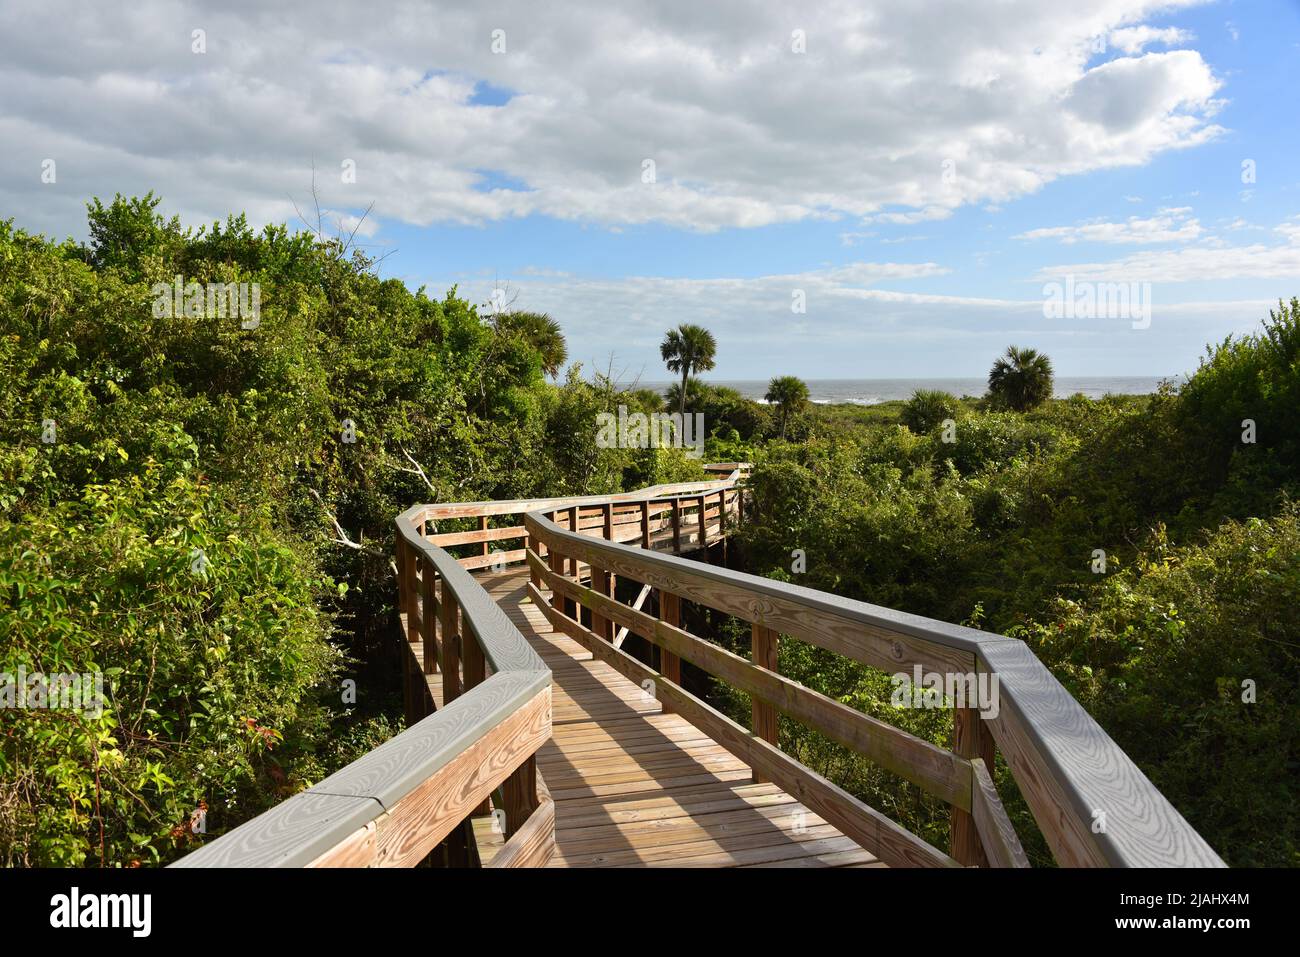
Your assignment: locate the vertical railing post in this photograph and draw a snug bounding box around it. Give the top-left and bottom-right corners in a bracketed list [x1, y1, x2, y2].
[750, 623, 779, 783]
[640, 500, 651, 548]
[671, 499, 681, 553]
[591, 563, 610, 640]
[421, 556, 439, 676]
[658, 590, 681, 713]
[501, 755, 540, 840]
[602, 501, 616, 628]
[440, 577, 461, 705]
[951, 701, 995, 866]
[566, 506, 579, 602]
[461, 619, 492, 818]
[479, 514, 490, 562]
[528, 532, 541, 590]
[547, 517, 572, 619]
[696, 493, 708, 559]
[401, 536, 420, 645]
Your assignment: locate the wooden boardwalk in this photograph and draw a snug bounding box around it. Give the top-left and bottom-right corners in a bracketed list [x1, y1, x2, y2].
[177, 474, 1223, 868]
[458, 568, 883, 867]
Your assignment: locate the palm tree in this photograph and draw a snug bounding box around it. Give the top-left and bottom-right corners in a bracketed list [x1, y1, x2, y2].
[660, 324, 717, 417]
[986, 346, 1054, 412]
[765, 375, 810, 438]
[495, 311, 568, 379]
[663, 377, 707, 416]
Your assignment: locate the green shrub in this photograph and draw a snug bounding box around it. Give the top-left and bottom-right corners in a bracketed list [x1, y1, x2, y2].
[900, 389, 961, 434]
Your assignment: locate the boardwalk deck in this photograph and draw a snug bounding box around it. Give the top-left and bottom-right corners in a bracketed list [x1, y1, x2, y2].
[467, 568, 883, 868]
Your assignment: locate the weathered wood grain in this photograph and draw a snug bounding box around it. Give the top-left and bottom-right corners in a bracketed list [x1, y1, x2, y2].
[970, 758, 1029, 868]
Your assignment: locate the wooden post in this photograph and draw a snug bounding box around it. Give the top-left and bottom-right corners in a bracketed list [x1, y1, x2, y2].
[463, 621, 485, 690]
[527, 534, 541, 589]
[671, 499, 681, 553]
[566, 507, 579, 607]
[751, 623, 779, 783]
[479, 514, 489, 560]
[951, 706, 995, 866]
[501, 755, 540, 840]
[590, 563, 610, 641]
[640, 500, 651, 548]
[401, 539, 419, 645]
[421, 562, 439, 675]
[697, 494, 708, 560]
[548, 545, 573, 621]
[601, 501, 616, 616]
[659, 591, 681, 713]
[440, 578, 460, 705]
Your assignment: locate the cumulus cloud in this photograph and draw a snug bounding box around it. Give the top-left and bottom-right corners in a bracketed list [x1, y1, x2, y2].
[0, 0, 1224, 237]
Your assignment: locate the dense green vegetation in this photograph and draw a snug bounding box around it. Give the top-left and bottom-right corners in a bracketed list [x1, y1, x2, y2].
[0, 196, 701, 865]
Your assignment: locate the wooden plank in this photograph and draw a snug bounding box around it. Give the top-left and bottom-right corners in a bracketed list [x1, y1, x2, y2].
[970, 758, 1029, 868]
[751, 623, 778, 784]
[488, 772, 555, 867]
[950, 706, 992, 866]
[613, 583, 653, 648]
[659, 590, 681, 711]
[441, 578, 461, 705]
[421, 565, 439, 676]
[429, 524, 527, 548]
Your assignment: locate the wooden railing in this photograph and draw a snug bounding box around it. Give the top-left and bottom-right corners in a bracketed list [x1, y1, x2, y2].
[171, 472, 741, 868]
[175, 461, 1223, 868]
[522, 498, 1226, 868]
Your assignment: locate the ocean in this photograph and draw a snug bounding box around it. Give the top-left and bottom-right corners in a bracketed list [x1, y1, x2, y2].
[643, 376, 1175, 406]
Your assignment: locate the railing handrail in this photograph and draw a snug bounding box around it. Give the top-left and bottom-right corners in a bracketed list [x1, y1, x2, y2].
[171, 470, 744, 868]
[423, 474, 740, 520]
[171, 505, 552, 867]
[522, 503, 1225, 868]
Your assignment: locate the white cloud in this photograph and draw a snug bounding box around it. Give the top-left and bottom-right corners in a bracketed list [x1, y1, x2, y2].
[1016, 207, 1203, 244]
[1109, 26, 1194, 54]
[0, 0, 1225, 236]
[1034, 218, 1300, 282]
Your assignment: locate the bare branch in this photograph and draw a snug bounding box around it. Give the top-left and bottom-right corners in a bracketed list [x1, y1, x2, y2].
[306, 488, 387, 559]
[393, 444, 439, 498]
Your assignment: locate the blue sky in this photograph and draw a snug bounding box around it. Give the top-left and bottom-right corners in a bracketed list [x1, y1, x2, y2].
[3, 0, 1299, 379]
